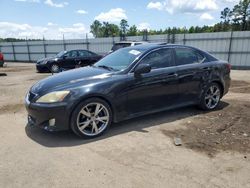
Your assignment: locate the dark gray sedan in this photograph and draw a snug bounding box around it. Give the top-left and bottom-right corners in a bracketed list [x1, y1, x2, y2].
[25, 44, 231, 138]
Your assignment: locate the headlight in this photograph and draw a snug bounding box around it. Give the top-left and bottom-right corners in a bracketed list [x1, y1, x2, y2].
[36, 91, 70, 103]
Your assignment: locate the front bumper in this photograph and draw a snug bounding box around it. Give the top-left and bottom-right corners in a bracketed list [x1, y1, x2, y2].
[25, 95, 70, 131]
[36, 64, 50, 73]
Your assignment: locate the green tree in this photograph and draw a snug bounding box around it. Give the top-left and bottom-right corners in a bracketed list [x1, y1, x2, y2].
[108, 24, 120, 36]
[231, 0, 250, 30]
[189, 26, 195, 33]
[90, 20, 103, 38]
[127, 25, 138, 36]
[221, 7, 232, 23]
[120, 19, 129, 36]
[102, 22, 111, 37]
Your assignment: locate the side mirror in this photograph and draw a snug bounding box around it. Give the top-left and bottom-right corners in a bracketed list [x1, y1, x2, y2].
[134, 64, 151, 76]
[62, 55, 68, 59]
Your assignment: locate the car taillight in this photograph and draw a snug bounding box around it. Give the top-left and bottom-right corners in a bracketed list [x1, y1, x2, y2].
[0, 53, 3, 61]
[226, 63, 231, 71]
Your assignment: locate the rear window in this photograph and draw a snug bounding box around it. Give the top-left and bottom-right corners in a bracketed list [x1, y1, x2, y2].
[111, 43, 131, 51]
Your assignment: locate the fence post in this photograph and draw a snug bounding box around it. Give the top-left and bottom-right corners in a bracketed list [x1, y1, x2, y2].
[143, 30, 148, 41]
[167, 33, 170, 43]
[26, 37, 31, 62]
[43, 36, 47, 58]
[183, 33, 186, 45]
[11, 42, 16, 61]
[112, 35, 115, 45]
[171, 33, 175, 44]
[86, 33, 89, 50]
[227, 30, 233, 63]
[63, 34, 66, 51]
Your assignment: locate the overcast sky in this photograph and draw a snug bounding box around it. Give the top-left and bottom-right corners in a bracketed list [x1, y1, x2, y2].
[0, 0, 239, 39]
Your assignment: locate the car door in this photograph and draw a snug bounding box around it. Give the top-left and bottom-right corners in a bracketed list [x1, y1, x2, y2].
[174, 47, 209, 104]
[62, 50, 78, 69]
[126, 48, 179, 116]
[77, 50, 91, 67]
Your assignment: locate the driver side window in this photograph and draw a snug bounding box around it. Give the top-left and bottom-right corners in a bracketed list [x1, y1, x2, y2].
[141, 48, 174, 69]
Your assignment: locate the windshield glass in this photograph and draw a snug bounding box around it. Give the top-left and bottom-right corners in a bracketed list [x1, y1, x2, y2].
[95, 48, 145, 71]
[56, 51, 66, 57]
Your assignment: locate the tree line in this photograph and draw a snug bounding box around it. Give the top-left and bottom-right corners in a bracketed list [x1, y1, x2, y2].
[90, 0, 250, 38]
[0, 38, 42, 42]
[0, 0, 249, 42]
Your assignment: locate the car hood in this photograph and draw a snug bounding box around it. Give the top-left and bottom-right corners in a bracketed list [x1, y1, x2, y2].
[31, 66, 112, 94]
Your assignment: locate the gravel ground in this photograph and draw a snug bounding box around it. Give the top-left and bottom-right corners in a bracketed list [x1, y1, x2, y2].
[0, 63, 250, 188]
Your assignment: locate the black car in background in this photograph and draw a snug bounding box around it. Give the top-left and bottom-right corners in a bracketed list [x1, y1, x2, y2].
[36, 49, 102, 73]
[25, 44, 231, 138]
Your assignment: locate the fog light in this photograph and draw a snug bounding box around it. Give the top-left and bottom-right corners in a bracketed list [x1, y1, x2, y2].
[49, 118, 55, 126]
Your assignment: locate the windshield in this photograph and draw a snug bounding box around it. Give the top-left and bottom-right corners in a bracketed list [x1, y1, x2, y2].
[95, 48, 145, 71]
[56, 51, 66, 57]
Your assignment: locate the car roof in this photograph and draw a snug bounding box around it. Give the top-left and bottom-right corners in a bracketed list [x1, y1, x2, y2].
[115, 41, 148, 44]
[68, 49, 90, 51]
[124, 43, 200, 51]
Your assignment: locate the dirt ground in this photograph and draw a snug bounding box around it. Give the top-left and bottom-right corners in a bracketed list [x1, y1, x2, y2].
[0, 63, 250, 188]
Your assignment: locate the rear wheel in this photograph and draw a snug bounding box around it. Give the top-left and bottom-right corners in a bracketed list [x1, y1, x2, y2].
[70, 98, 112, 138]
[199, 83, 221, 110]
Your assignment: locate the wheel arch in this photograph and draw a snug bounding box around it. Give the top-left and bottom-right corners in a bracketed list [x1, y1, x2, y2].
[211, 80, 224, 97]
[69, 94, 115, 125]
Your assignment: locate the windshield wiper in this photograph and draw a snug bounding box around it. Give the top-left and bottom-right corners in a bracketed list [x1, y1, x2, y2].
[97, 65, 117, 71]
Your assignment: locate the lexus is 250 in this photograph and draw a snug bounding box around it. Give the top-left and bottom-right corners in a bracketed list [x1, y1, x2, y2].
[25, 44, 231, 138]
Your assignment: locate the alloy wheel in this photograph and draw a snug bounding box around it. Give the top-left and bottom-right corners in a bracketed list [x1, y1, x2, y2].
[51, 64, 59, 73]
[205, 85, 221, 109]
[76, 102, 110, 136]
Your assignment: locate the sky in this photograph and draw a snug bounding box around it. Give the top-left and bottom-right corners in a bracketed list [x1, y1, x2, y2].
[0, 0, 239, 39]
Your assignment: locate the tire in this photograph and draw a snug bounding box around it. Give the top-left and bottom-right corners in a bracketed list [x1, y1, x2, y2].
[50, 64, 60, 73]
[199, 82, 222, 110]
[70, 98, 112, 138]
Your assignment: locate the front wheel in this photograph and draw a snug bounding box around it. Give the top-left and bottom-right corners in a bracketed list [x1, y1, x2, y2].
[70, 98, 112, 138]
[199, 83, 221, 110]
[50, 64, 60, 73]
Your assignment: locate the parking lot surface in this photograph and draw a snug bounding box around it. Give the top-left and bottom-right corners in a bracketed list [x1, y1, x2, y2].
[0, 63, 250, 188]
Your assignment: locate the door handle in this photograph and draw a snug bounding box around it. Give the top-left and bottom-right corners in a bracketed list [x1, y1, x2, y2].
[167, 73, 178, 78]
[202, 67, 211, 71]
